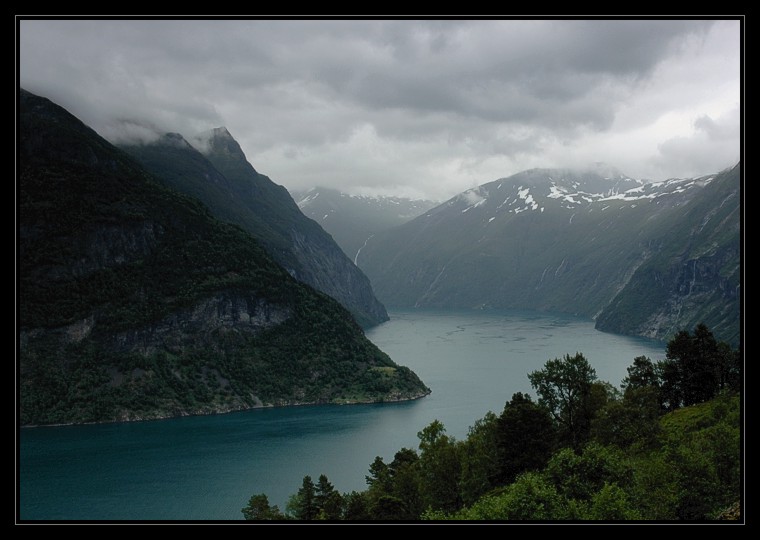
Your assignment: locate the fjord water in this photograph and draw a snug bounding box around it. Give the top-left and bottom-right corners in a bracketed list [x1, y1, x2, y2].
[20, 309, 665, 521]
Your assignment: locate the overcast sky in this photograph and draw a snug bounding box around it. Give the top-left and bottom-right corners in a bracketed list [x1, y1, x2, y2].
[19, 18, 741, 200]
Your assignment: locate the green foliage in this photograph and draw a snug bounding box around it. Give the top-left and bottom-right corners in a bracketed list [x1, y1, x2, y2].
[458, 412, 500, 506]
[364, 449, 423, 520]
[626, 453, 680, 520]
[288, 475, 317, 520]
[120, 129, 388, 328]
[242, 494, 284, 521]
[18, 91, 428, 425]
[386, 449, 423, 519]
[528, 353, 598, 448]
[315, 474, 343, 520]
[249, 329, 740, 522]
[342, 491, 371, 521]
[372, 495, 408, 520]
[592, 386, 662, 450]
[416, 420, 462, 513]
[621, 356, 659, 392]
[585, 483, 641, 520]
[427, 472, 577, 521]
[495, 393, 555, 484]
[545, 443, 633, 502]
[660, 393, 741, 520]
[659, 324, 738, 410]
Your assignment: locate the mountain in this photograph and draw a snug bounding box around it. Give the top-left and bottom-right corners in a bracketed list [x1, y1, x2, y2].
[17, 89, 429, 426]
[594, 165, 740, 343]
[358, 165, 740, 345]
[120, 130, 388, 328]
[292, 187, 437, 263]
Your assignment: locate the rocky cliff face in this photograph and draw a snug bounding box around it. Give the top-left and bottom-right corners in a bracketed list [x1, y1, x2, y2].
[122, 129, 389, 328]
[287, 225, 388, 328]
[110, 292, 293, 355]
[595, 165, 740, 344]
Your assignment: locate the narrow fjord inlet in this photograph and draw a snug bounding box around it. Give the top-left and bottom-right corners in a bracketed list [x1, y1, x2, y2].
[18, 18, 741, 523]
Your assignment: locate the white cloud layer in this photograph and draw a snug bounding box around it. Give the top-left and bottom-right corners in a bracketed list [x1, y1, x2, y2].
[19, 18, 741, 200]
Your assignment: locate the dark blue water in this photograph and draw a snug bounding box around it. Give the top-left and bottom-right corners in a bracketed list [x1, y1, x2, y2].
[19, 309, 665, 520]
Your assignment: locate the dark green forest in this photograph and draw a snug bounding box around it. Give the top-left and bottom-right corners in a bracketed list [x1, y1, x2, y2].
[242, 324, 741, 521]
[18, 89, 428, 425]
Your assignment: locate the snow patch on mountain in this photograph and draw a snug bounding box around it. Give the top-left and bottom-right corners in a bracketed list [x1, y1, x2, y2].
[296, 191, 320, 208]
[515, 186, 540, 212]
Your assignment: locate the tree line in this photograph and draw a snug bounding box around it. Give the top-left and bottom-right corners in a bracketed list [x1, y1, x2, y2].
[241, 323, 741, 521]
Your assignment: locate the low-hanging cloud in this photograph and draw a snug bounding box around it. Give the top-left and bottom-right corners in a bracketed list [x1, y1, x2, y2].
[650, 107, 740, 179]
[18, 18, 740, 200]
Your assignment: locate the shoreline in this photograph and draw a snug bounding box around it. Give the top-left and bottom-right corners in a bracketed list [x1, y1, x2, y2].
[19, 388, 432, 429]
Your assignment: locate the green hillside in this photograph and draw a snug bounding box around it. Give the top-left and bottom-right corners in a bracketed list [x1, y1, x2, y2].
[121, 129, 389, 328]
[18, 89, 428, 426]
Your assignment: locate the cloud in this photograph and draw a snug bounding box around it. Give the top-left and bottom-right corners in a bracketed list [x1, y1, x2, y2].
[650, 107, 740, 179]
[18, 18, 740, 200]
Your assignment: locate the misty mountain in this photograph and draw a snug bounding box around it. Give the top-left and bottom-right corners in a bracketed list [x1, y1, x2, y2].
[120, 129, 388, 328]
[292, 187, 437, 263]
[358, 165, 740, 345]
[18, 89, 428, 425]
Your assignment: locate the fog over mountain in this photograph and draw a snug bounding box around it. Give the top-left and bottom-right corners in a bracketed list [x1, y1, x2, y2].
[293, 187, 437, 262]
[358, 164, 740, 345]
[19, 18, 740, 201]
[120, 127, 390, 327]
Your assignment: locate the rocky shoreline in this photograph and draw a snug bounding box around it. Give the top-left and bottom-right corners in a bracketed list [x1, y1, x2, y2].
[20, 389, 432, 428]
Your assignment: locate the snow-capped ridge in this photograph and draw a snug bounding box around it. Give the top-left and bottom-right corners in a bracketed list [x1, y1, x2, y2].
[437, 165, 726, 226]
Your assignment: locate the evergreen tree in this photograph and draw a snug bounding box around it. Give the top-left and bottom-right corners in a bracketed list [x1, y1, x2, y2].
[662, 324, 737, 409]
[668, 325, 720, 406]
[315, 474, 343, 520]
[291, 475, 318, 520]
[241, 493, 283, 520]
[342, 491, 371, 521]
[365, 456, 391, 492]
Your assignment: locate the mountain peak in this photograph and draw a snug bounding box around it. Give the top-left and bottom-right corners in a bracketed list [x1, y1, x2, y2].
[210, 126, 233, 139]
[160, 132, 194, 149]
[190, 126, 248, 163]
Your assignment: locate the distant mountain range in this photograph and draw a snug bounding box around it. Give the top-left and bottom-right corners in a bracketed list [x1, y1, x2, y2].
[358, 164, 740, 345]
[18, 89, 428, 425]
[120, 130, 388, 328]
[292, 187, 437, 263]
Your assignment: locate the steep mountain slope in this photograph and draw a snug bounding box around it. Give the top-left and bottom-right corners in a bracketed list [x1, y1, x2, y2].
[121, 130, 388, 328]
[18, 89, 428, 426]
[594, 164, 740, 344]
[292, 187, 437, 263]
[359, 165, 740, 345]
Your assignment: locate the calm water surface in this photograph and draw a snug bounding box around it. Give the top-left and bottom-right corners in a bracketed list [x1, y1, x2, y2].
[19, 309, 665, 520]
